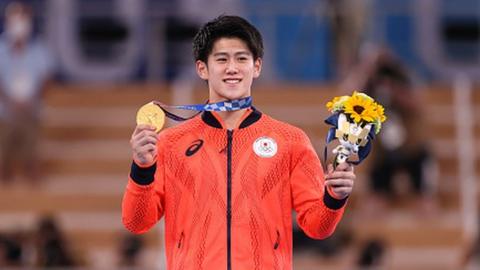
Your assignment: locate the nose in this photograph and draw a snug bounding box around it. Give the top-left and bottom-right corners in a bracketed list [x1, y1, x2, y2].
[226, 60, 238, 74]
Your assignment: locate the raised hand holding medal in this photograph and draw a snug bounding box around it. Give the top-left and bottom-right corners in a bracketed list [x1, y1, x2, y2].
[132, 96, 252, 167]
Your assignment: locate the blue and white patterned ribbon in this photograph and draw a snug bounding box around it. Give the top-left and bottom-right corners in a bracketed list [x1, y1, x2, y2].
[154, 96, 252, 121]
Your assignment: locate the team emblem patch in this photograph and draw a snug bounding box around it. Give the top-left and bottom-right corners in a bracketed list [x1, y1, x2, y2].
[253, 136, 277, 158]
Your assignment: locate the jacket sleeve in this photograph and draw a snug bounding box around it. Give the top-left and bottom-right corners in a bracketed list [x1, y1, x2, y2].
[290, 130, 348, 239]
[122, 136, 166, 234]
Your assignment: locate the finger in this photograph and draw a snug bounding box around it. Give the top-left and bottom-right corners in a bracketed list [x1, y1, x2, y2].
[330, 187, 352, 196]
[147, 145, 158, 156]
[133, 136, 156, 151]
[327, 163, 334, 174]
[131, 133, 156, 147]
[133, 154, 156, 167]
[325, 179, 354, 188]
[133, 124, 156, 136]
[326, 171, 356, 181]
[132, 130, 158, 145]
[132, 127, 158, 139]
[335, 162, 353, 172]
[133, 146, 157, 160]
[134, 135, 158, 147]
[134, 144, 157, 159]
[137, 144, 157, 154]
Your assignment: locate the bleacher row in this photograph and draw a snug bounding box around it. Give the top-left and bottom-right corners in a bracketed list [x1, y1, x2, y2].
[0, 83, 478, 269]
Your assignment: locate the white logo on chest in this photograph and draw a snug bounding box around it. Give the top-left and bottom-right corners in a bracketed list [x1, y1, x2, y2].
[253, 136, 278, 158]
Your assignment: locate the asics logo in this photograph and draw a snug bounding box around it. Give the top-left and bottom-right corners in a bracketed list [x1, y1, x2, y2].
[185, 139, 204, 156]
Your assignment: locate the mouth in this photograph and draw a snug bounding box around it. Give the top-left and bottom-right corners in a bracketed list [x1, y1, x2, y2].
[223, 78, 242, 84]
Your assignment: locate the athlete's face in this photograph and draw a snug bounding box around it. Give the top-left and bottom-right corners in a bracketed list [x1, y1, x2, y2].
[196, 38, 262, 102]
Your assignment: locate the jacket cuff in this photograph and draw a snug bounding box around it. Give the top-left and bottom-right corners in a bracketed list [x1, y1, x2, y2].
[323, 187, 348, 210]
[130, 161, 156, 185]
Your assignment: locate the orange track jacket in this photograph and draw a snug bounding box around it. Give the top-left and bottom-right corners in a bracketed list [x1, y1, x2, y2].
[123, 108, 348, 270]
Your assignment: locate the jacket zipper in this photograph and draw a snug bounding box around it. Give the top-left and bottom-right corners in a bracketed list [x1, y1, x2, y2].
[226, 130, 233, 270]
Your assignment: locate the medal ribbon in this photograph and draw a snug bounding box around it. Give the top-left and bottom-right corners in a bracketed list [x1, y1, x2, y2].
[153, 96, 252, 122]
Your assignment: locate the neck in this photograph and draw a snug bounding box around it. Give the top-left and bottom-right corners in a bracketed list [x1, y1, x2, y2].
[217, 109, 248, 130]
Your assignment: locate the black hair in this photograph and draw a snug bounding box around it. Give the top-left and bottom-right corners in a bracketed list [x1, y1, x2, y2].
[192, 15, 264, 63]
[376, 62, 410, 86]
[357, 239, 385, 267]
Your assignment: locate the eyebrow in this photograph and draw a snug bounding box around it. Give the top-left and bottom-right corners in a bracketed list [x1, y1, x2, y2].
[212, 51, 252, 57]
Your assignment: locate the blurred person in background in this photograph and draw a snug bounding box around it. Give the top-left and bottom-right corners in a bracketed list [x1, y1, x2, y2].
[462, 232, 480, 270]
[343, 47, 436, 212]
[34, 215, 75, 267]
[0, 232, 23, 267]
[124, 15, 355, 269]
[0, 1, 54, 184]
[117, 233, 145, 268]
[355, 238, 387, 270]
[292, 223, 352, 257]
[327, 0, 370, 79]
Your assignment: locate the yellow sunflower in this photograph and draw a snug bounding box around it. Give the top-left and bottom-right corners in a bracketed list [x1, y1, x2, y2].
[343, 92, 378, 124]
[373, 103, 387, 123]
[326, 95, 350, 112]
[326, 97, 339, 111]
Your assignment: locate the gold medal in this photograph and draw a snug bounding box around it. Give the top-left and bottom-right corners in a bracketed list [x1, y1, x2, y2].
[136, 102, 165, 132]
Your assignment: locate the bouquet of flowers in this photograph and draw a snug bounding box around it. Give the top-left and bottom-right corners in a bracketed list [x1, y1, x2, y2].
[324, 91, 387, 168]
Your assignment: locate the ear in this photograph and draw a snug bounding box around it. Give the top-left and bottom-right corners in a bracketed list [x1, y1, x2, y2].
[253, 58, 262, 78]
[196, 60, 209, 80]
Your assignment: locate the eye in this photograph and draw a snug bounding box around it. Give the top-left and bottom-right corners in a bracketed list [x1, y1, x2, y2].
[237, 56, 249, 62]
[216, 58, 227, 62]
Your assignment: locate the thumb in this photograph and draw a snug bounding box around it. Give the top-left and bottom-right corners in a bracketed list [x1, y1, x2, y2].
[327, 163, 334, 174]
[335, 161, 353, 172]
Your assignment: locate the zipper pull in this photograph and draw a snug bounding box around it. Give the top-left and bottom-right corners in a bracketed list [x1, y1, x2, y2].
[178, 232, 184, 248]
[274, 230, 280, 249]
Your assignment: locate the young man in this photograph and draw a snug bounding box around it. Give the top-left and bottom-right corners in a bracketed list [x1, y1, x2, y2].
[123, 15, 355, 269]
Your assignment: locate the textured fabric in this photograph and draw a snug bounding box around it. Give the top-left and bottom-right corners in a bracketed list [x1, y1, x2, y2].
[122, 109, 347, 270]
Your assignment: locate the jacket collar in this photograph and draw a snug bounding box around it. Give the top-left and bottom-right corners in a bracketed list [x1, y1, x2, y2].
[201, 107, 262, 129]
